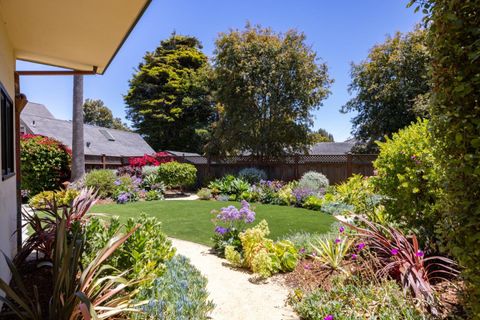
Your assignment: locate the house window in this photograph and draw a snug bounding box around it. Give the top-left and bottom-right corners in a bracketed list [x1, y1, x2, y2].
[1, 83, 14, 180]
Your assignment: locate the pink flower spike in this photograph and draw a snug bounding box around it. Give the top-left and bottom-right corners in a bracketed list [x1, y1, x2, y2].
[304, 263, 311, 270]
[390, 248, 399, 255]
[357, 243, 365, 251]
[334, 238, 341, 244]
[351, 253, 358, 260]
[416, 250, 424, 257]
[324, 315, 334, 320]
[339, 226, 345, 233]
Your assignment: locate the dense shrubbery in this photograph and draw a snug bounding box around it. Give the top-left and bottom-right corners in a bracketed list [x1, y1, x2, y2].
[135, 255, 214, 320]
[28, 189, 79, 209]
[291, 278, 425, 320]
[128, 152, 175, 168]
[237, 167, 267, 183]
[85, 169, 117, 198]
[373, 119, 443, 246]
[157, 161, 197, 189]
[20, 134, 71, 196]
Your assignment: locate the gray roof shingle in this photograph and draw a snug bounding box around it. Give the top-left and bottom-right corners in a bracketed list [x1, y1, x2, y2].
[308, 142, 354, 155]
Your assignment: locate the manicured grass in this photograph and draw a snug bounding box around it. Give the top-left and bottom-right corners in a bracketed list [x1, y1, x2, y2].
[92, 200, 336, 246]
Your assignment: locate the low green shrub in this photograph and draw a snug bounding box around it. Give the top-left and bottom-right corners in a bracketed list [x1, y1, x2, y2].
[298, 171, 329, 192]
[28, 189, 79, 209]
[20, 134, 71, 196]
[157, 161, 197, 189]
[373, 119, 443, 246]
[85, 169, 117, 198]
[291, 277, 426, 320]
[84, 214, 176, 285]
[238, 167, 267, 183]
[197, 188, 212, 200]
[303, 195, 323, 211]
[208, 175, 250, 198]
[136, 255, 214, 320]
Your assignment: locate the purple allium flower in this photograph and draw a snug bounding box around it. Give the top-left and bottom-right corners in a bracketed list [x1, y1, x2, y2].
[114, 180, 121, 186]
[292, 187, 315, 203]
[357, 243, 366, 251]
[351, 253, 358, 260]
[334, 238, 341, 244]
[117, 192, 130, 204]
[339, 226, 345, 233]
[416, 250, 424, 257]
[391, 248, 399, 255]
[324, 315, 334, 320]
[303, 263, 311, 270]
[299, 248, 305, 254]
[214, 226, 229, 235]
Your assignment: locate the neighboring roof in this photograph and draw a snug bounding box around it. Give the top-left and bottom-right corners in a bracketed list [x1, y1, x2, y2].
[0, 0, 151, 74]
[21, 108, 155, 157]
[22, 102, 55, 119]
[166, 150, 202, 157]
[308, 142, 355, 155]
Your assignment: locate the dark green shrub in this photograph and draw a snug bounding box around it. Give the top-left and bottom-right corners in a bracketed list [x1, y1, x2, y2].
[20, 134, 71, 196]
[373, 119, 443, 246]
[157, 161, 197, 189]
[84, 169, 117, 198]
[291, 277, 425, 320]
[136, 255, 214, 320]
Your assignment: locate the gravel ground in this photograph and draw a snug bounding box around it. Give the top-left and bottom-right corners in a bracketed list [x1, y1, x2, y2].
[170, 238, 298, 320]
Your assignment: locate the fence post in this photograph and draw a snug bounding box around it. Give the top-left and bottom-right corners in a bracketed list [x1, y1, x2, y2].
[294, 155, 300, 180]
[346, 152, 353, 178]
[102, 154, 106, 169]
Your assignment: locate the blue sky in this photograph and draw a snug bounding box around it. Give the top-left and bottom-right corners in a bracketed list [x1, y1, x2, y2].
[17, 0, 422, 142]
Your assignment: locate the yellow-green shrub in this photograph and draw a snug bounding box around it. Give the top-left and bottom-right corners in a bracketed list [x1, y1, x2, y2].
[157, 161, 197, 189]
[29, 189, 79, 209]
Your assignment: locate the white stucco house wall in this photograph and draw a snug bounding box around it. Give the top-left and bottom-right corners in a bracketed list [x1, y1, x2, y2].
[0, 0, 150, 301]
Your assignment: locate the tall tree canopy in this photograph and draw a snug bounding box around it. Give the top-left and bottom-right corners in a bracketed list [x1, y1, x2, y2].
[342, 28, 430, 152]
[309, 128, 334, 143]
[208, 25, 332, 158]
[124, 34, 213, 153]
[83, 99, 130, 131]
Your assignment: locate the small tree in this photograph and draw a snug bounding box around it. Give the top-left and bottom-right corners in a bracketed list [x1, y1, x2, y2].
[309, 128, 334, 143]
[83, 99, 130, 131]
[208, 24, 332, 159]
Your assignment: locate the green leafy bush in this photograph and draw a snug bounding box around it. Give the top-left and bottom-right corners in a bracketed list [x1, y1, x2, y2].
[20, 134, 71, 196]
[291, 277, 425, 320]
[298, 171, 329, 192]
[208, 175, 250, 198]
[157, 161, 197, 189]
[197, 188, 212, 200]
[136, 255, 214, 320]
[84, 214, 176, 285]
[28, 189, 79, 209]
[238, 167, 267, 183]
[85, 169, 117, 198]
[373, 119, 443, 245]
[303, 195, 323, 211]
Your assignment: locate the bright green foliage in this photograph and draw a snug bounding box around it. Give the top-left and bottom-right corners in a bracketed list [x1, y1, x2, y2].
[83, 98, 129, 131]
[208, 24, 332, 158]
[277, 185, 296, 206]
[310, 237, 354, 273]
[298, 171, 329, 192]
[342, 28, 430, 152]
[157, 161, 197, 189]
[84, 169, 117, 198]
[20, 135, 71, 196]
[84, 214, 176, 285]
[28, 189, 79, 209]
[125, 34, 214, 153]
[196, 188, 212, 200]
[291, 277, 426, 320]
[309, 128, 334, 143]
[136, 255, 214, 320]
[410, 0, 480, 315]
[226, 220, 298, 278]
[208, 175, 250, 198]
[373, 120, 443, 246]
[302, 195, 323, 211]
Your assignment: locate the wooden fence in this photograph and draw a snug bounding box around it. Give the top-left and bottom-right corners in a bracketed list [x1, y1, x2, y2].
[84, 154, 129, 171]
[176, 154, 377, 185]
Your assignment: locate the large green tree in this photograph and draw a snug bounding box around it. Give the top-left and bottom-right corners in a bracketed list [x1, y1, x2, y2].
[83, 99, 129, 131]
[124, 34, 213, 153]
[208, 25, 332, 158]
[342, 28, 430, 152]
[309, 128, 334, 143]
[410, 0, 480, 316]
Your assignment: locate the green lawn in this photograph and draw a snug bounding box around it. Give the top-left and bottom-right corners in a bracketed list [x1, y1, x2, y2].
[91, 200, 336, 246]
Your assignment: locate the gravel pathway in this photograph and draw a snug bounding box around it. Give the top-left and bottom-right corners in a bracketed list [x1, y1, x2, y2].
[170, 238, 298, 320]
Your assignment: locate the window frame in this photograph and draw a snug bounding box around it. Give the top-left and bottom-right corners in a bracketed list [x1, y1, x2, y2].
[1, 81, 15, 181]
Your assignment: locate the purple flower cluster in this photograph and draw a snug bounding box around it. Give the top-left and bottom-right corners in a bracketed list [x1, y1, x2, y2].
[259, 180, 284, 192]
[216, 200, 255, 223]
[117, 192, 131, 204]
[215, 226, 229, 235]
[292, 187, 315, 203]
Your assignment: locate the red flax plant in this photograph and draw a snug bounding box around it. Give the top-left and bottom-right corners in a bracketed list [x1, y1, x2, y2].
[16, 188, 98, 264]
[342, 218, 459, 315]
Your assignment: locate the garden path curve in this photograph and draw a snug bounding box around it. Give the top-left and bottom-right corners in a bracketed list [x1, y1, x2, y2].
[170, 238, 298, 320]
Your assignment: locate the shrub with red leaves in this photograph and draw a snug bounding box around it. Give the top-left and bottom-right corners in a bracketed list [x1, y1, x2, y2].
[128, 152, 175, 168]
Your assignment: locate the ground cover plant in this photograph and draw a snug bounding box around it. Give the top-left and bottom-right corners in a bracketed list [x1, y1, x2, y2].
[91, 200, 335, 246]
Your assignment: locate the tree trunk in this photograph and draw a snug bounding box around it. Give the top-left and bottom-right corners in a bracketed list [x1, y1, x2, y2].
[71, 75, 85, 181]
